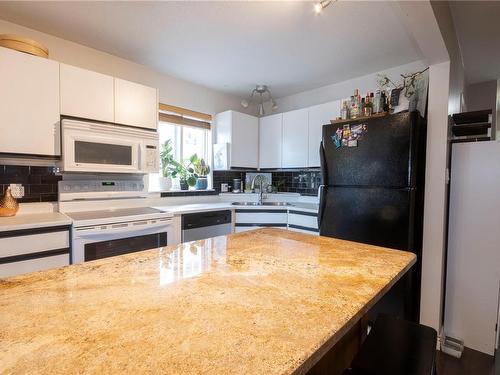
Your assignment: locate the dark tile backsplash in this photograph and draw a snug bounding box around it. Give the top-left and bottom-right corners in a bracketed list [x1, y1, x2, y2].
[213, 170, 246, 193]
[213, 169, 322, 196]
[0, 165, 61, 203]
[0, 164, 320, 202]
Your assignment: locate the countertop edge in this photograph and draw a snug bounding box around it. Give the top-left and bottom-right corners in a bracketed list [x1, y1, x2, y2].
[293, 254, 417, 375]
[157, 203, 318, 215]
[0, 213, 72, 233]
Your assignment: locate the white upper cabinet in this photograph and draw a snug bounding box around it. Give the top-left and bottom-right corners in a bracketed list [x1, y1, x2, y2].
[259, 113, 283, 169]
[282, 108, 309, 168]
[308, 100, 340, 167]
[215, 110, 259, 168]
[60, 64, 114, 122]
[114, 78, 158, 130]
[0, 47, 60, 156]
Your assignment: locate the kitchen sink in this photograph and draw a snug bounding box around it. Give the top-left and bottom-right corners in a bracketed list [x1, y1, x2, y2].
[231, 202, 292, 206]
[261, 202, 292, 206]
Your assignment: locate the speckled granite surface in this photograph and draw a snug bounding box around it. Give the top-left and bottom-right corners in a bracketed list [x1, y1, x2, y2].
[0, 228, 415, 374]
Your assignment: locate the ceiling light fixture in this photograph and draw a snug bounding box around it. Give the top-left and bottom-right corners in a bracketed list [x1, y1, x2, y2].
[241, 85, 278, 116]
[314, 0, 335, 14]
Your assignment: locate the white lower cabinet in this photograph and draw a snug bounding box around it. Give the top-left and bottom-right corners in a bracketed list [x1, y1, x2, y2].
[234, 208, 319, 234]
[0, 227, 70, 278]
[287, 210, 319, 235]
[234, 209, 288, 232]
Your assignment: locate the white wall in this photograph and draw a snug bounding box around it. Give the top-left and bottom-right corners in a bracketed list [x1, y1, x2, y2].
[420, 61, 451, 334]
[0, 19, 245, 116]
[445, 141, 500, 355]
[431, 1, 465, 116]
[274, 60, 427, 113]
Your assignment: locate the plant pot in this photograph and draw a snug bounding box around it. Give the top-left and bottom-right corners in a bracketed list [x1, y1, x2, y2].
[408, 93, 419, 112]
[179, 178, 189, 191]
[158, 176, 172, 191]
[195, 177, 208, 190]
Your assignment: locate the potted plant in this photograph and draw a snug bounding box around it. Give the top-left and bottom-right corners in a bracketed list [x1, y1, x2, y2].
[159, 139, 175, 191]
[191, 154, 211, 190]
[160, 140, 197, 190]
[173, 155, 197, 190]
[172, 163, 196, 191]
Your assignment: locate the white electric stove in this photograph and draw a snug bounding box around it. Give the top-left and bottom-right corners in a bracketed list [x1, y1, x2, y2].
[59, 180, 174, 264]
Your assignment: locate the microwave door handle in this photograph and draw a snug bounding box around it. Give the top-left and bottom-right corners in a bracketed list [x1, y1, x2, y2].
[75, 220, 172, 238]
[138, 143, 144, 172]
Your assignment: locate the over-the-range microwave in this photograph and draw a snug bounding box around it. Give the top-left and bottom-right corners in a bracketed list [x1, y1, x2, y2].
[60, 119, 159, 174]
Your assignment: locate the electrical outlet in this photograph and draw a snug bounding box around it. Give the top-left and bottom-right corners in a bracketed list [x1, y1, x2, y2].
[9, 184, 25, 199]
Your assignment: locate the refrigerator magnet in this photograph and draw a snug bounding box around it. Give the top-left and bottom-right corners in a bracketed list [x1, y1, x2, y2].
[351, 124, 364, 135]
[331, 134, 342, 148]
[342, 124, 351, 139]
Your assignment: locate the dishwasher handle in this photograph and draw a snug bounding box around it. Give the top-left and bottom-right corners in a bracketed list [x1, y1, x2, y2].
[181, 210, 232, 230]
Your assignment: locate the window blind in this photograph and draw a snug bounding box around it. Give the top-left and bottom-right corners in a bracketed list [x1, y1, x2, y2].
[159, 103, 212, 129]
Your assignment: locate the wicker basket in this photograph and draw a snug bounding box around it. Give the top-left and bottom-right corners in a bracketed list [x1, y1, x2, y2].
[0, 34, 49, 58]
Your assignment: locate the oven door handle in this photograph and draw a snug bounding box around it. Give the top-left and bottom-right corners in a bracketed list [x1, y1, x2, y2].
[75, 220, 172, 238]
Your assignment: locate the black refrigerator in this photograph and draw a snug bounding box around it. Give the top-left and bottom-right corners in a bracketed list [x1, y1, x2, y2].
[318, 111, 427, 322]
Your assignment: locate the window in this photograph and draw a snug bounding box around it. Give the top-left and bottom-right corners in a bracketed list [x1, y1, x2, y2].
[149, 104, 212, 192]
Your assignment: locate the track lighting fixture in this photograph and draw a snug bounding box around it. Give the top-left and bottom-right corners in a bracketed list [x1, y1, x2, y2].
[240, 85, 278, 115]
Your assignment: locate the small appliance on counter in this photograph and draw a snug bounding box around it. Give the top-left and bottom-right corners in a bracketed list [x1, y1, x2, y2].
[232, 178, 242, 193]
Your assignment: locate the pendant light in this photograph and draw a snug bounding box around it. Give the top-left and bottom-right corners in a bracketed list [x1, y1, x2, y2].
[241, 85, 278, 115]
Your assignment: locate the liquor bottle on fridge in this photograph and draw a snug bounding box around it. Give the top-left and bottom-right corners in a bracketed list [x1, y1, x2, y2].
[373, 90, 381, 113]
[318, 111, 427, 322]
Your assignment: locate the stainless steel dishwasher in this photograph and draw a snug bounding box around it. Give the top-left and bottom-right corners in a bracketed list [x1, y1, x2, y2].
[181, 210, 232, 242]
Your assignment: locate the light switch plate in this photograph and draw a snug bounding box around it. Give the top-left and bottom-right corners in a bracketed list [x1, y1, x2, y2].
[9, 184, 25, 198]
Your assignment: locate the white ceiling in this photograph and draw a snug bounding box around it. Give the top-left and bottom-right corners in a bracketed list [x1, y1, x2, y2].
[450, 1, 500, 84]
[0, 1, 422, 98]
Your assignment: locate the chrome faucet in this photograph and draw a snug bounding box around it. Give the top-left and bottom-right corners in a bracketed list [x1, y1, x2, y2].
[251, 174, 266, 205]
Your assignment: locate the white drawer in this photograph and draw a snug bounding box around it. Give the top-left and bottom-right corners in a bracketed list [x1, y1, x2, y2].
[234, 226, 263, 233]
[235, 211, 288, 225]
[0, 230, 69, 258]
[288, 212, 318, 230]
[287, 226, 319, 236]
[0, 253, 69, 278]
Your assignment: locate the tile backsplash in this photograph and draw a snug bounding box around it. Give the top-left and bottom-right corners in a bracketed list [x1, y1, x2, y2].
[272, 170, 322, 196]
[0, 165, 61, 203]
[213, 169, 322, 196]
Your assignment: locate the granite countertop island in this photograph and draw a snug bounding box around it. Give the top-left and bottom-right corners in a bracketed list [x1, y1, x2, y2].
[0, 228, 415, 374]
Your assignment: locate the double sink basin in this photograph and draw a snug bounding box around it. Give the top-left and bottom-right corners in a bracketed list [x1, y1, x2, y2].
[231, 202, 292, 206]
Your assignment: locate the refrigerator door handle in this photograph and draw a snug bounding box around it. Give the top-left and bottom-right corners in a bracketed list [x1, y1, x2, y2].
[319, 140, 328, 185]
[317, 185, 325, 230]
